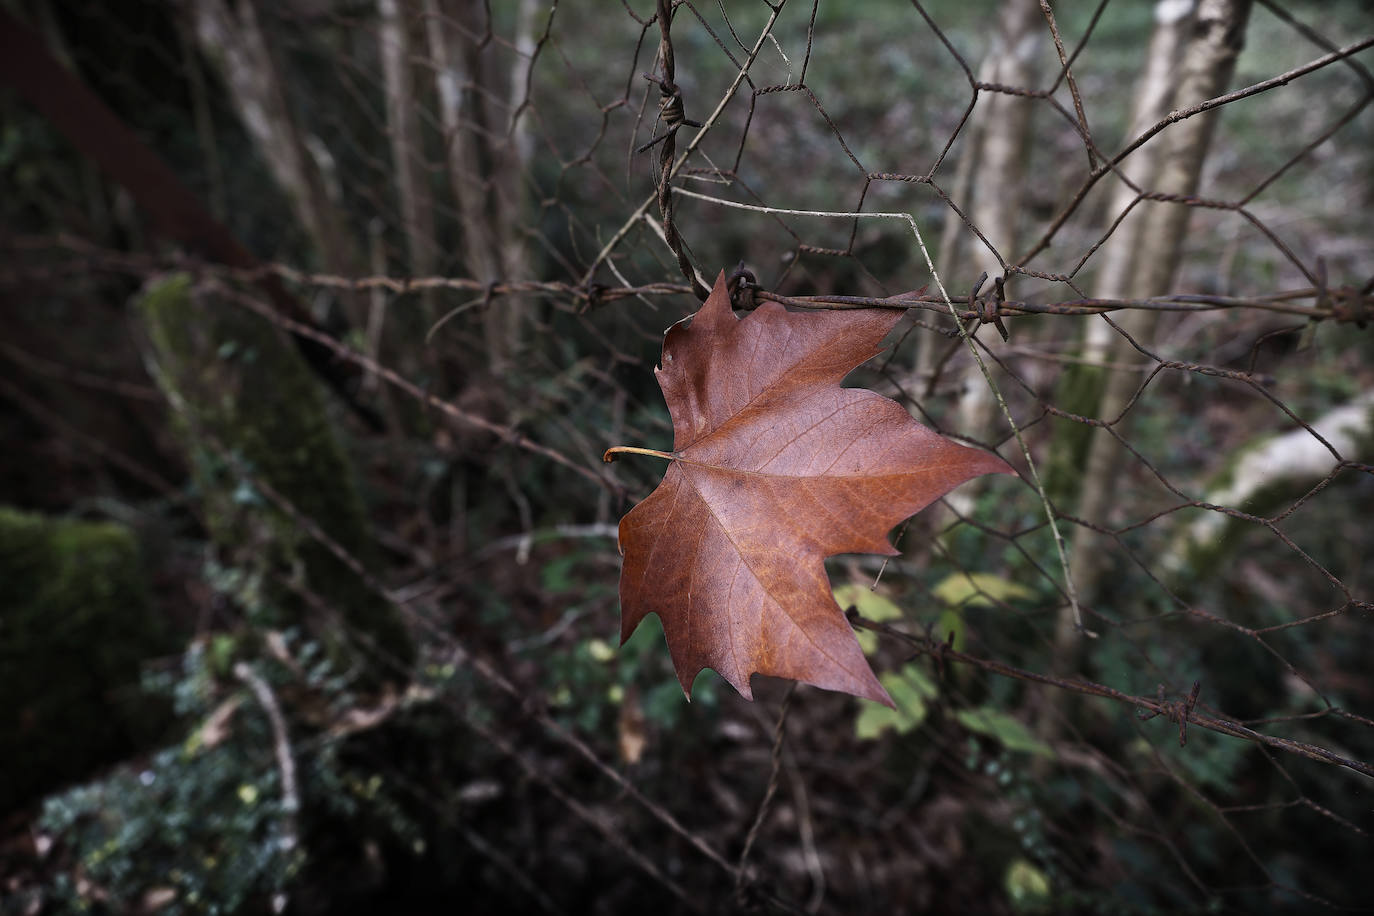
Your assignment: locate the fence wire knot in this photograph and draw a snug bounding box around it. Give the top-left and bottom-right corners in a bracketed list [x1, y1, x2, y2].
[727, 261, 757, 310]
[1139, 680, 1202, 747]
[580, 279, 606, 312]
[968, 272, 1010, 342]
[637, 72, 702, 154]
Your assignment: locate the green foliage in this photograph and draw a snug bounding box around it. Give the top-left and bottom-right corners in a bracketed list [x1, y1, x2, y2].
[931, 571, 1034, 608]
[0, 507, 172, 814]
[540, 610, 721, 736]
[954, 708, 1053, 758]
[854, 664, 938, 739]
[39, 642, 301, 915]
[33, 623, 449, 915]
[955, 740, 1071, 913]
[853, 660, 1052, 757]
[833, 583, 903, 654]
[40, 743, 297, 915]
[1005, 857, 1052, 913]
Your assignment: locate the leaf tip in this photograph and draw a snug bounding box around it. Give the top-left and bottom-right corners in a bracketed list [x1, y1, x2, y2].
[698, 270, 735, 322]
[983, 450, 1018, 477]
[679, 666, 745, 702]
[856, 676, 897, 709]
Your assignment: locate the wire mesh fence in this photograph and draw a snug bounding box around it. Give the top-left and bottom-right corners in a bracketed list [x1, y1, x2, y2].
[1, 0, 1372, 913]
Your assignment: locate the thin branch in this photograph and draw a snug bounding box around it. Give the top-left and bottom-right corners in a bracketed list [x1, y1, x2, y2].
[233, 661, 302, 860]
[5, 235, 1368, 322]
[852, 615, 1374, 779]
[736, 685, 795, 902]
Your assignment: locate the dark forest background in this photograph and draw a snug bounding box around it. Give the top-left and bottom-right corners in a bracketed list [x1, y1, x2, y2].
[1, 1, 1372, 913]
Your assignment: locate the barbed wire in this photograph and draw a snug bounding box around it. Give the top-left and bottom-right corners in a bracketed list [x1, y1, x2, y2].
[6, 233, 1370, 323]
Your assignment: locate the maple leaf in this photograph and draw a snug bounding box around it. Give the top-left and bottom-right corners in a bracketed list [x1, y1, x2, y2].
[605, 272, 1014, 705]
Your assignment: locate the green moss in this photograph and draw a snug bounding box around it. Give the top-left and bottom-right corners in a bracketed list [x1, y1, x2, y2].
[137, 275, 412, 676]
[1043, 362, 1108, 508]
[0, 507, 170, 813]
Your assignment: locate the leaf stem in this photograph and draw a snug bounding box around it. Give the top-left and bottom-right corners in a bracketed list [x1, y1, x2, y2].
[603, 445, 676, 463]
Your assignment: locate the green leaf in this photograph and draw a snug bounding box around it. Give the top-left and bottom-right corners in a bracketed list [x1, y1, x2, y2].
[854, 665, 939, 740]
[833, 584, 903, 655]
[955, 707, 1053, 757]
[935, 608, 966, 652]
[1005, 857, 1052, 911]
[932, 572, 1033, 608]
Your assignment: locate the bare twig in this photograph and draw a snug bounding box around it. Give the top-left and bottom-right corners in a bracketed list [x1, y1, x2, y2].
[852, 615, 1374, 779]
[736, 685, 795, 902]
[233, 661, 301, 858]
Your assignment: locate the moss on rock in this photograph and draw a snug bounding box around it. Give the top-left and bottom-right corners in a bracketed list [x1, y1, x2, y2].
[137, 275, 412, 676]
[0, 507, 170, 813]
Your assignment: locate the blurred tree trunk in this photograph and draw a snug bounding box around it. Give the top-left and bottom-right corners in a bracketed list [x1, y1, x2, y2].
[187, 0, 361, 296]
[422, 0, 536, 375]
[927, 0, 1042, 517]
[925, 0, 1042, 438]
[963, 0, 1043, 294]
[378, 0, 438, 327]
[1052, 0, 1252, 661]
[1084, 0, 1198, 332]
[1043, 0, 1196, 508]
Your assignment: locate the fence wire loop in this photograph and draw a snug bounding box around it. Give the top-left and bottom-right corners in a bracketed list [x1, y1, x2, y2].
[727, 260, 757, 309]
[637, 71, 704, 153]
[1139, 680, 1204, 748]
[968, 271, 1011, 342]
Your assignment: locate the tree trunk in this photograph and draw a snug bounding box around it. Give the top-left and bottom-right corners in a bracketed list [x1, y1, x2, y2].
[934, 0, 1043, 510]
[1031, 0, 1250, 762]
[1043, 0, 1196, 507]
[491, 0, 539, 366]
[378, 0, 438, 326]
[423, 0, 536, 375]
[1055, 0, 1252, 655]
[186, 0, 359, 286]
[963, 0, 1043, 291]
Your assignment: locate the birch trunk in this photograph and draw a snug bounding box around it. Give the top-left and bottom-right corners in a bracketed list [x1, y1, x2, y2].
[939, 0, 1043, 509]
[1055, 0, 1252, 657]
[1085, 0, 1198, 342]
[378, 0, 438, 326]
[963, 0, 1042, 293]
[1043, 0, 1196, 505]
[186, 0, 358, 283]
[423, 0, 536, 375]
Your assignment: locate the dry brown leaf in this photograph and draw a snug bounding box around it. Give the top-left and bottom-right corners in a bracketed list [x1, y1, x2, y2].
[608, 272, 1014, 705]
